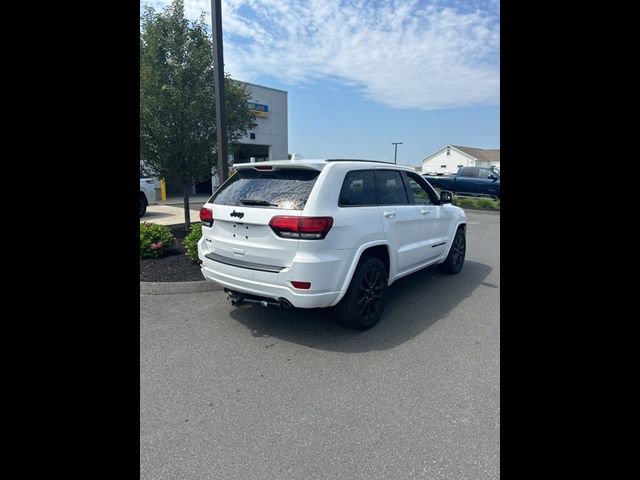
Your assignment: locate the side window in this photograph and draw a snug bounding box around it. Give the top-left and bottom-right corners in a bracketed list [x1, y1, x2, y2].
[339, 170, 376, 206]
[460, 167, 479, 178]
[404, 172, 433, 205]
[375, 170, 408, 205]
[478, 168, 494, 179]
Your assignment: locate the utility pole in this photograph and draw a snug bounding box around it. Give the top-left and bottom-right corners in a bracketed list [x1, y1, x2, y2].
[391, 142, 403, 164]
[211, 0, 228, 184]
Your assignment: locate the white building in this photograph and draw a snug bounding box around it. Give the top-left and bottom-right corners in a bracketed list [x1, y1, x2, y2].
[421, 145, 500, 175]
[232, 81, 288, 164]
[188, 81, 288, 196]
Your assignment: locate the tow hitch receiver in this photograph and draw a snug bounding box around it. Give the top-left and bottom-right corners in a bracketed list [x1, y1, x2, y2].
[224, 288, 293, 309]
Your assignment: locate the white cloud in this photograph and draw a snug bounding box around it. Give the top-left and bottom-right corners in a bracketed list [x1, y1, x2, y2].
[142, 0, 500, 110]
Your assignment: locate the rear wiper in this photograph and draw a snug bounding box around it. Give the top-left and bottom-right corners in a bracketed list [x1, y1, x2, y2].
[239, 198, 278, 207]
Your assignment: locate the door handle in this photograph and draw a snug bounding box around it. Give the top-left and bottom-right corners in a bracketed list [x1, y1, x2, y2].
[421, 209, 430, 215]
[383, 211, 396, 218]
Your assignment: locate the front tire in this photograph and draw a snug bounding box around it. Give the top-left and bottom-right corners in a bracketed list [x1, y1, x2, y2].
[439, 228, 466, 274]
[335, 257, 388, 330]
[140, 193, 148, 217]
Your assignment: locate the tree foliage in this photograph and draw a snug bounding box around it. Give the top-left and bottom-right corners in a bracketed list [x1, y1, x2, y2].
[140, 0, 256, 225]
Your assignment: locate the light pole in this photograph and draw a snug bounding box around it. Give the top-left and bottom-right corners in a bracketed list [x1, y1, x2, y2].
[391, 142, 403, 164]
[211, 0, 229, 184]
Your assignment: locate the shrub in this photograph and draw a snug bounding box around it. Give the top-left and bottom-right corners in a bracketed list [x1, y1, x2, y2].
[140, 222, 174, 258]
[452, 196, 500, 210]
[454, 197, 478, 208]
[184, 223, 202, 263]
[475, 197, 496, 209]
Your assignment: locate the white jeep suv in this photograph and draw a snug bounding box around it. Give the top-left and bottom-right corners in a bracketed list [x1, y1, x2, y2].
[198, 159, 467, 330]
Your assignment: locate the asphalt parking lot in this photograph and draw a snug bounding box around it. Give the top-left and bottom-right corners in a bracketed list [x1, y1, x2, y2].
[140, 210, 500, 479]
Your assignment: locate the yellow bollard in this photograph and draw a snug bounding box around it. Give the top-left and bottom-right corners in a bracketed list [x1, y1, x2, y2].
[160, 179, 167, 201]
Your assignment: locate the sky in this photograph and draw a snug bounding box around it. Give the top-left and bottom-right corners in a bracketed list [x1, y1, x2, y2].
[141, 0, 500, 166]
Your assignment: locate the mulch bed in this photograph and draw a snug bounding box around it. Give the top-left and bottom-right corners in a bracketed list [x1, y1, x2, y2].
[140, 224, 204, 282]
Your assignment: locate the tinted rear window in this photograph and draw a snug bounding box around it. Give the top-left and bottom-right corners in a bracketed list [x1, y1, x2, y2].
[460, 167, 479, 178]
[339, 170, 376, 206]
[375, 170, 409, 205]
[210, 168, 320, 210]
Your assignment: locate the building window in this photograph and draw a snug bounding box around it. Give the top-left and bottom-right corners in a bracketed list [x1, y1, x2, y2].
[457, 164, 463, 168]
[440, 165, 447, 168]
[446, 147, 451, 156]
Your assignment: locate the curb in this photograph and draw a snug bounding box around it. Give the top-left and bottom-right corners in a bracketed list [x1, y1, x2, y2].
[140, 280, 223, 295]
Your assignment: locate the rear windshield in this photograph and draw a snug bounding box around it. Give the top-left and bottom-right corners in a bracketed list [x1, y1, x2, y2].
[210, 168, 320, 210]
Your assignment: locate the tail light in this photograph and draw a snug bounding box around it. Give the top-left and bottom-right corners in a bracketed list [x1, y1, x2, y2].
[200, 207, 214, 227]
[269, 216, 333, 240]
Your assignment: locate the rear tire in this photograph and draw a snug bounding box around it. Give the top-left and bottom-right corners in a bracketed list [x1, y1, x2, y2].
[335, 257, 388, 330]
[140, 193, 148, 217]
[439, 228, 466, 274]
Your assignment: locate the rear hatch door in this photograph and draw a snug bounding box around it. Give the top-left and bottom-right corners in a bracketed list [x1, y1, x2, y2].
[201, 165, 321, 270]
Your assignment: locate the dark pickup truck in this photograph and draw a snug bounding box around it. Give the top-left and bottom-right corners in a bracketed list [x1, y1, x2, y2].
[423, 166, 500, 199]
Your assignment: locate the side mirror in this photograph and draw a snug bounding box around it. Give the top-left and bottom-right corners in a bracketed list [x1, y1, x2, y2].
[488, 174, 497, 180]
[440, 191, 453, 204]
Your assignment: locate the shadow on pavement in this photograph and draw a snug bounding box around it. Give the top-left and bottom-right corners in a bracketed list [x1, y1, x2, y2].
[228, 260, 493, 353]
[140, 211, 175, 221]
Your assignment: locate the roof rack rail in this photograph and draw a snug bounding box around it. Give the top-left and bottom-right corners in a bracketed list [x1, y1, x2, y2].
[325, 159, 395, 164]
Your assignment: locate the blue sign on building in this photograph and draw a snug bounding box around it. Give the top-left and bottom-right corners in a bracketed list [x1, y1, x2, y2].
[248, 102, 269, 117]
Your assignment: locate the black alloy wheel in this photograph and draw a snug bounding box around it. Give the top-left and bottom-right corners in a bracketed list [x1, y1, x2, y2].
[335, 257, 388, 330]
[439, 229, 466, 274]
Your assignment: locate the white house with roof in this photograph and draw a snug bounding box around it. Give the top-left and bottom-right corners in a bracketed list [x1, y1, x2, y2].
[421, 145, 500, 175]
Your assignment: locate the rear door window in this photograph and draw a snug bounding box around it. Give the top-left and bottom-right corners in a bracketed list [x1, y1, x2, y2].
[210, 168, 320, 210]
[375, 170, 409, 205]
[460, 167, 479, 178]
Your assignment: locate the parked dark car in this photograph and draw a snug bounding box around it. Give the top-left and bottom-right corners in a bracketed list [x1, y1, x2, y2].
[423, 166, 500, 199]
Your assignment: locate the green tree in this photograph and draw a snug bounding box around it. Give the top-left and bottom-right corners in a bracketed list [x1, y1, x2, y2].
[140, 0, 256, 227]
